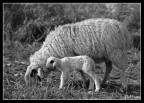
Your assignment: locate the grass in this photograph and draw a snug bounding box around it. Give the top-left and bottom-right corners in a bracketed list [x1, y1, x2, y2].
[3, 41, 141, 100]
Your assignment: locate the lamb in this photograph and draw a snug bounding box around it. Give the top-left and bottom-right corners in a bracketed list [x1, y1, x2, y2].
[44, 55, 100, 92]
[24, 18, 131, 90]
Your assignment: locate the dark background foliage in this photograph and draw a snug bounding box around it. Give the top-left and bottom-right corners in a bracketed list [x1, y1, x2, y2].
[4, 3, 140, 46]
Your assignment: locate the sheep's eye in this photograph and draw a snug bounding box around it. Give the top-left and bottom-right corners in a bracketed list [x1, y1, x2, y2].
[50, 60, 54, 64]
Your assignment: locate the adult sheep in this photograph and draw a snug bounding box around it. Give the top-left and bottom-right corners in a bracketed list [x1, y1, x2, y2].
[25, 18, 131, 90]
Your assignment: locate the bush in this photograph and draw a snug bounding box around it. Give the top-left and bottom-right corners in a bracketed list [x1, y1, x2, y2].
[4, 3, 140, 44]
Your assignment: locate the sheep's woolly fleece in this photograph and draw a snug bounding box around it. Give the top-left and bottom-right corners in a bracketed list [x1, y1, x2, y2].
[30, 18, 131, 69]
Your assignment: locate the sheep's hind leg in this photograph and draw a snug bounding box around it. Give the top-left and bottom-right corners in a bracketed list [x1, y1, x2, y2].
[112, 58, 128, 92]
[109, 50, 128, 94]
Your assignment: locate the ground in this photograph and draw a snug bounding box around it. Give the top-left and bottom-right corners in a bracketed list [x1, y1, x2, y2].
[3, 42, 141, 100]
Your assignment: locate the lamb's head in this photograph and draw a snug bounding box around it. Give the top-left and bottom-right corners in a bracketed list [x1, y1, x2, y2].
[46, 56, 59, 70]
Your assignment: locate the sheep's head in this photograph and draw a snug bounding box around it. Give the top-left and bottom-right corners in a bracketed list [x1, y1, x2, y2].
[24, 64, 43, 86]
[24, 57, 61, 86]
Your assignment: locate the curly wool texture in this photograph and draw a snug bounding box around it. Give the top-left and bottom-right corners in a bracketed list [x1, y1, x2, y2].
[30, 18, 131, 68]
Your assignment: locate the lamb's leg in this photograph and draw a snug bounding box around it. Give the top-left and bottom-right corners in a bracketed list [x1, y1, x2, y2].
[79, 70, 88, 89]
[82, 60, 100, 92]
[100, 60, 112, 88]
[59, 71, 68, 89]
[79, 70, 95, 91]
[86, 71, 100, 92]
[88, 76, 95, 91]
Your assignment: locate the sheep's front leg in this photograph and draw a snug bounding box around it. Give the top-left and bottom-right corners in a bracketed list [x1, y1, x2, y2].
[59, 71, 68, 89]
